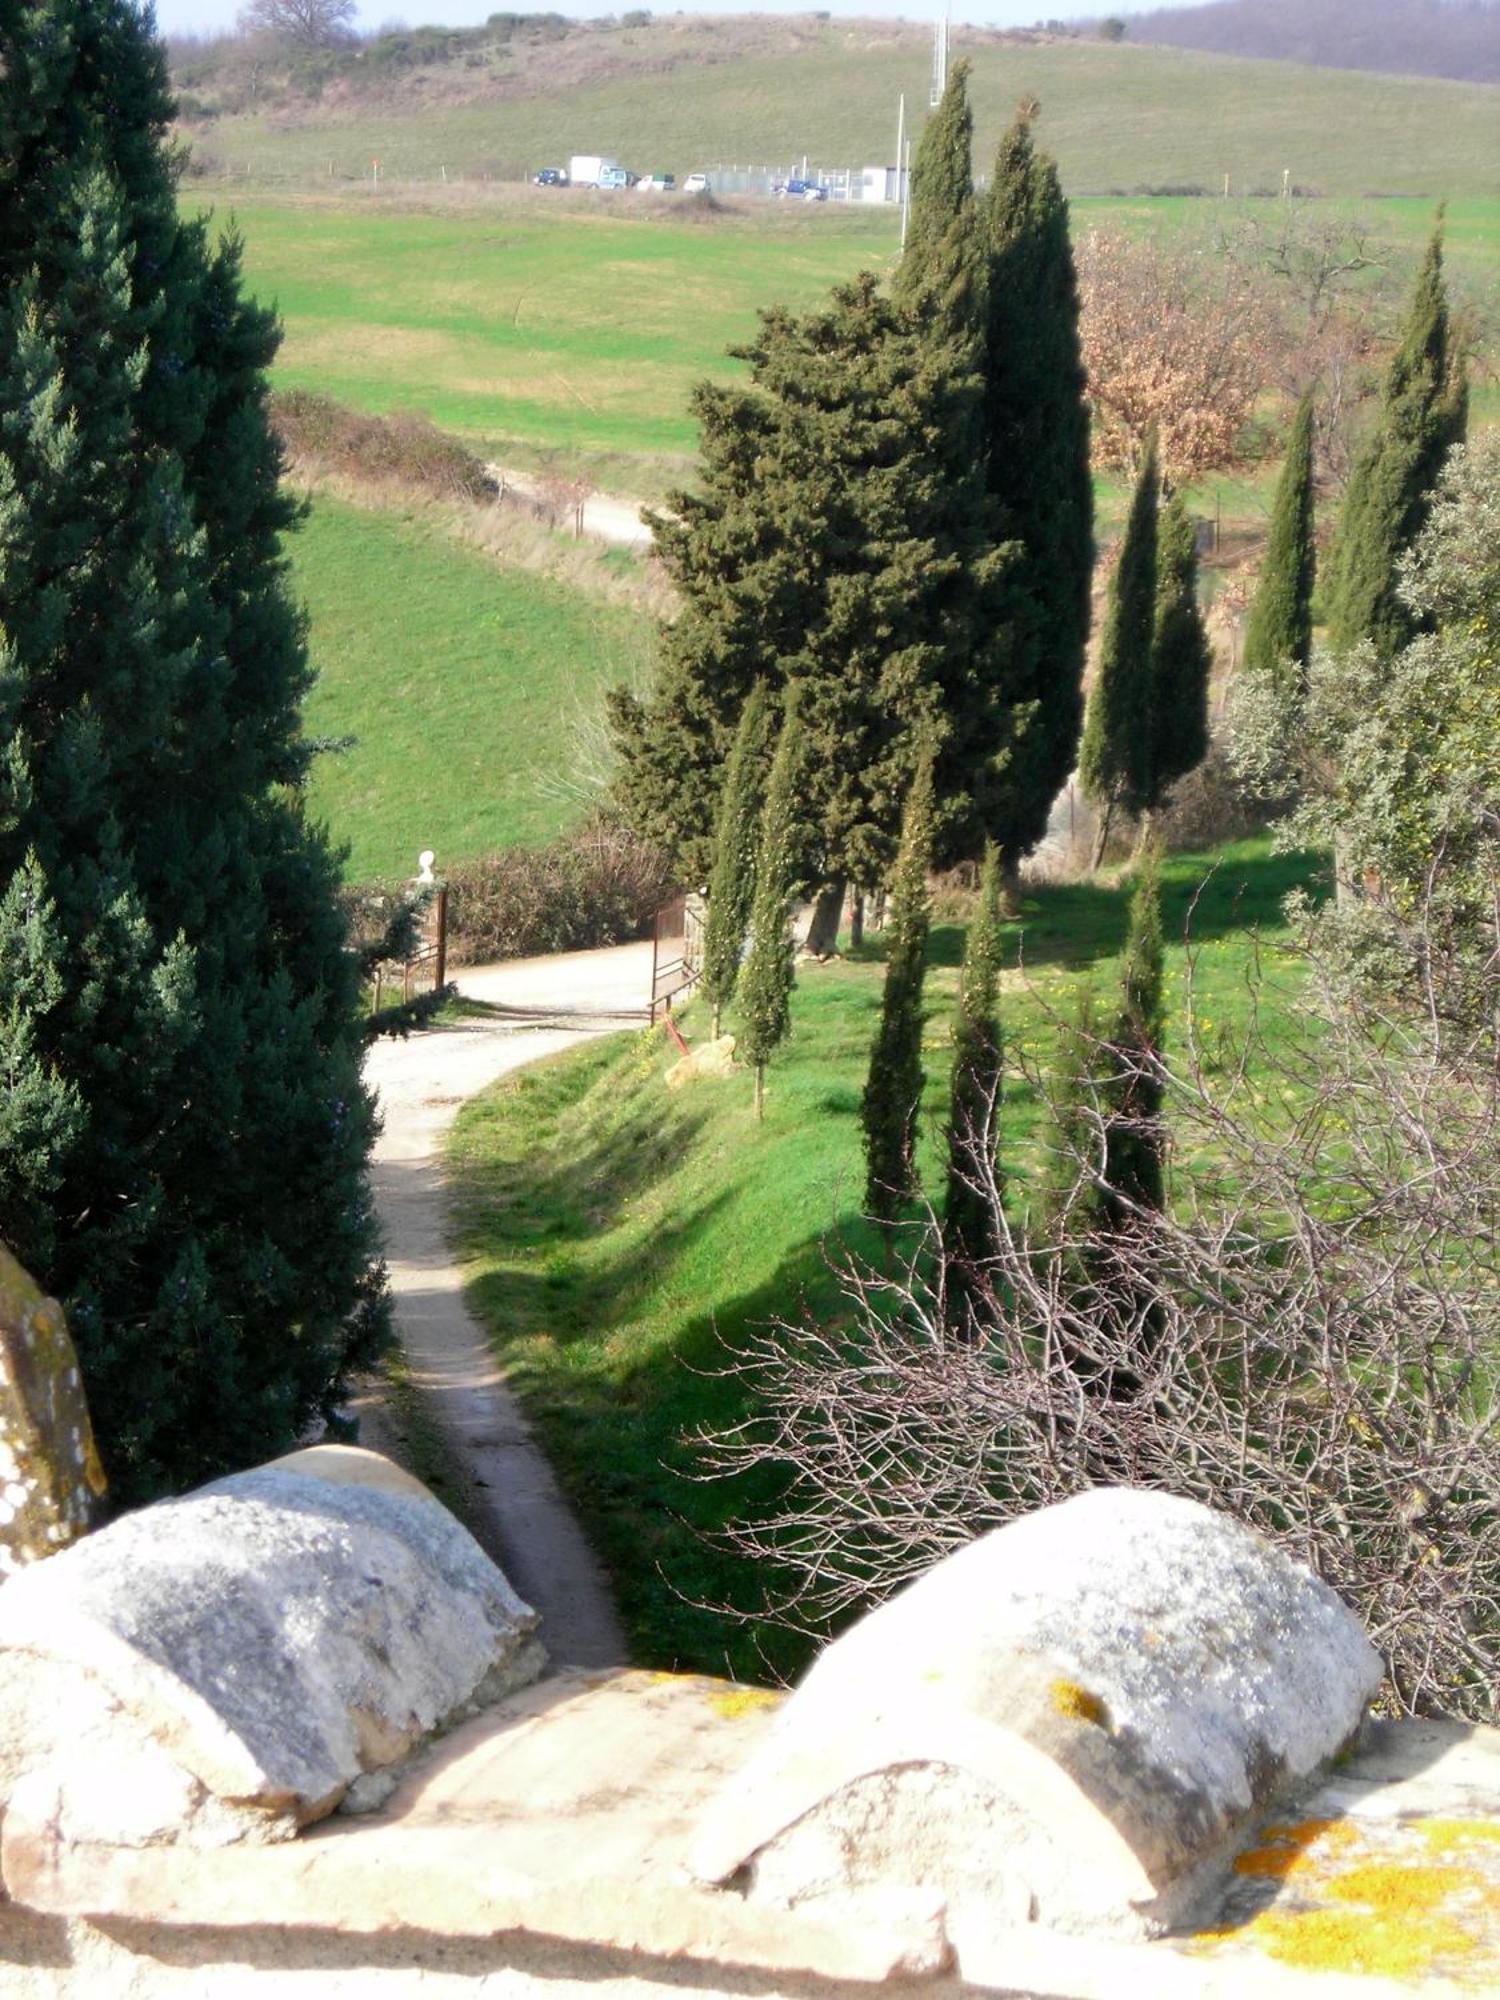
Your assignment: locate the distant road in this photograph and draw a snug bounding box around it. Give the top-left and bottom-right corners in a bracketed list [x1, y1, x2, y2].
[486, 462, 656, 548]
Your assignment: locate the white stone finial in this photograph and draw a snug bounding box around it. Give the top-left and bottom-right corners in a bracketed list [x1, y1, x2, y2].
[416, 850, 437, 885]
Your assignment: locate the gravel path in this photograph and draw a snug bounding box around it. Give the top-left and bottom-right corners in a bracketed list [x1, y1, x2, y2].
[359, 941, 654, 1667]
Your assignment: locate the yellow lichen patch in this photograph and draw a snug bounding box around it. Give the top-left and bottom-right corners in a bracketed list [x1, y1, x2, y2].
[1325, 1860, 1479, 1921]
[1232, 1818, 1358, 1881]
[1232, 1905, 1477, 1981]
[708, 1686, 783, 1722]
[1049, 1680, 1110, 1729]
[1422, 1820, 1500, 1857]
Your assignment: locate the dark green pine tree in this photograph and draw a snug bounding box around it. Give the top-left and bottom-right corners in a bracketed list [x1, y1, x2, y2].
[0, 0, 384, 1500]
[700, 682, 771, 1038]
[941, 841, 1004, 1324]
[979, 105, 1095, 887]
[1148, 492, 1211, 808]
[1323, 224, 1468, 659]
[610, 276, 1024, 890]
[1100, 850, 1167, 1232]
[1243, 392, 1316, 697]
[892, 57, 985, 354]
[737, 701, 805, 1120]
[861, 748, 936, 1221]
[1079, 435, 1159, 866]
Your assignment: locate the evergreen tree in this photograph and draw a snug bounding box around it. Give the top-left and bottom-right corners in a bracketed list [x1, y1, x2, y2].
[979, 105, 1095, 885]
[611, 277, 1027, 889]
[1148, 491, 1211, 806]
[1100, 851, 1167, 1232]
[861, 748, 936, 1220]
[1079, 435, 1159, 864]
[700, 683, 770, 1037]
[0, 0, 384, 1500]
[893, 57, 985, 361]
[737, 702, 804, 1119]
[1324, 224, 1468, 659]
[941, 841, 1004, 1322]
[1243, 392, 1316, 697]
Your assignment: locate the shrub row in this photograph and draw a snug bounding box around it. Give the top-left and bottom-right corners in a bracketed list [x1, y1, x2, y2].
[269, 391, 494, 504]
[444, 820, 676, 965]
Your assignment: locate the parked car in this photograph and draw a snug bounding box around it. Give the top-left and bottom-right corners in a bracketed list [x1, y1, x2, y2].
[775, 179, 827, 202]
[682, 172, 711, 195]
[597, 166, 638, 190]
[532, 167, 568, 186]
[636, 173, 676, 192]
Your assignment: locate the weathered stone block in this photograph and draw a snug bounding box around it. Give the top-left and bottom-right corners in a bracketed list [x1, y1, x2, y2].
[0, 1243, 106, 1578]
[691, 1488, 1383, 1944]
[0, 1446, 543, 1860]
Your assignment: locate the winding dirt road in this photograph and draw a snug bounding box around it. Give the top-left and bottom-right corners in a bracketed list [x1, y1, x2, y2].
[360, 941, 654, 1667]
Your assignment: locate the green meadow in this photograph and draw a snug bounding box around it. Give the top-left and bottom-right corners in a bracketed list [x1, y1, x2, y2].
[224, 189, 1496, 488]
[295, 494, 650, 881]
[446, 838, 1323, 1677]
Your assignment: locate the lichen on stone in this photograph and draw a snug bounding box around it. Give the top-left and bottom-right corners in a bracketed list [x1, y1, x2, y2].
[1049, 1679, 1110, 1730]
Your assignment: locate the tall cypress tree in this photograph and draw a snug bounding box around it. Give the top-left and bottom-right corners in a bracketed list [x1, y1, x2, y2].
[1324, 224, 1468, 659]
[1100, 851, 1167, 1232]
[979, 105, 1094, 888]
[1148, 491, 1211, 808]
[700, 682, 770, 1038]
[1079, 436, 1159, 865]
[611, 276, 1024, 888]
[737, 701, 804, 1120]
[0, 0, 384, 1499]
[1243, 392, 1316, 697]
[893, 57, 985, 361]
[942, 841, 1004, 1322]
[861, 748, 936, 1221]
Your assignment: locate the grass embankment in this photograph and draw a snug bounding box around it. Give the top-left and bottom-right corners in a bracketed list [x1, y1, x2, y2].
[295, 493, 650, 880]
[184, 20, 1500, 199]
[446, 837, 1322, 1682]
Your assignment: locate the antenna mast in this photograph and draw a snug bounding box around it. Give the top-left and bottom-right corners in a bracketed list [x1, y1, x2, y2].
[930, 6, 949, 109]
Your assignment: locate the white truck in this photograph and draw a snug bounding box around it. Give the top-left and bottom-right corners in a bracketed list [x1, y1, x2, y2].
[568, 155, 620, 189]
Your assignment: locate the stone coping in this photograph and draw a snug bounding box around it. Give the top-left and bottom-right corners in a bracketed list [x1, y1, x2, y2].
[4, 1668, 1498, 1996]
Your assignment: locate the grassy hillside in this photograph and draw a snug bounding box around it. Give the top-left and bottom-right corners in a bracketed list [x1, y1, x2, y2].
[180, 19, 1500, 198]
[225, 189, 1495, 488]
[294, 493, 650, 881]
[446, 838, 1321, 1678]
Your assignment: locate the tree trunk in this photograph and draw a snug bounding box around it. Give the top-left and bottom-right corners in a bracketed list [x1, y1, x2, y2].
[803, 878, 846, 957]
[753, 1062, 765, 1121]
[1090, 797, 1116, 872]
[997, 853, 1022, 917]
[711, 1000, 721, 1038]
[849, 889, 865, 949]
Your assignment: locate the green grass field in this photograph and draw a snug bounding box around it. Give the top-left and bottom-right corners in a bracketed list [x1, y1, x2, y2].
[222, 189, 1496, 490]
[295, 493, 650, 880]
[446, 837, 1322, 1678]
[188, 25, 1500, 200]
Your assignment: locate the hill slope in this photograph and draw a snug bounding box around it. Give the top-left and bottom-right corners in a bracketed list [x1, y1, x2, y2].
[1122, 0, 1500, 86]
[176, 16, 1500, 198]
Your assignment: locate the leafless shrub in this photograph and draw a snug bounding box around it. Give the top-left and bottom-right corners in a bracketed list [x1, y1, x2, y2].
[269, 390, 493, 503]
[443, 818, 675, 965]
[698, 915, 1500, 1722]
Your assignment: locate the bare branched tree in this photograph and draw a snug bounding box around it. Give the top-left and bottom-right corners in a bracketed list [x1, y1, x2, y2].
[697, 912, 1500, 1723]
[237, 0, 356, 49]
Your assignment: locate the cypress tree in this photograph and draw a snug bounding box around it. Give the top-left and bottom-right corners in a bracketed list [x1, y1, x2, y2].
[942, 841, 1004, 1322]
[1243, 392, 1316, 697]
[979, 105, 1095, 886]
[1079, 436, 1159, 865]
[611, 276, 1024, 888]
[1324, 224, 1468, 659]
[0, 1, 384, 1499]
[1148, 492, 1211, 808]
[1100, 851, 1167, 1232]
[861, 748, 936, 1220]
[737, 702, 805, 1120]
[700, 683, 771, 1038]
[893, 57, 985, 361]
